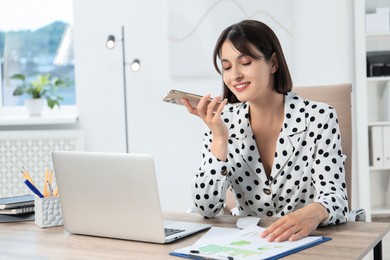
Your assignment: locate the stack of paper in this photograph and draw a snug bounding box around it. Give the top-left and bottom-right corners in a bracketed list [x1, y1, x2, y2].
[0, 194, 35, 215]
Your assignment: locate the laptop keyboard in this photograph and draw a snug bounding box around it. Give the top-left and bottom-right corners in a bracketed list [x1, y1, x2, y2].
[164, 228, 185, 237]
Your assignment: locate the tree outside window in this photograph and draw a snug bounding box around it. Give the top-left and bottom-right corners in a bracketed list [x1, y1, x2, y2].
[0, 0, 75, 107]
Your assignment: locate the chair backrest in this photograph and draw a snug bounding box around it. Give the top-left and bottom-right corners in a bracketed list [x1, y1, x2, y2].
[224, 84, 353, 212]
[293, 84, 352, 209]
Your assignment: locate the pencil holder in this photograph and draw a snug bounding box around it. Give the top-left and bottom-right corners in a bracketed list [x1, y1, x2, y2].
[34, 196, 64, 228]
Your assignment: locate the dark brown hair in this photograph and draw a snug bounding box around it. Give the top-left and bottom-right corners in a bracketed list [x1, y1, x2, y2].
[213, 20, 292, 103]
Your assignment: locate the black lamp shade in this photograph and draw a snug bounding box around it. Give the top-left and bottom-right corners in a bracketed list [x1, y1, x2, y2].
[106, 35, 116, 49]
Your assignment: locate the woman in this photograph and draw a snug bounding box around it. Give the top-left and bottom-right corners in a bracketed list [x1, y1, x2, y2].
[182, 20, 348, 242]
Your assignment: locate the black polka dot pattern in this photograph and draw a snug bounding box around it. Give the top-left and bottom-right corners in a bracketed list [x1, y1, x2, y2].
[191, 92, 348, 226]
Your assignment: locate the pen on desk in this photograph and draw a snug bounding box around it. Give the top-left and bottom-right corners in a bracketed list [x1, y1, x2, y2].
[24, 179, 44, 198]
[188, 251, 234, 260]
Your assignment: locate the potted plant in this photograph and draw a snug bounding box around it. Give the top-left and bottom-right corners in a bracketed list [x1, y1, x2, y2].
[10, 73, 68, 116]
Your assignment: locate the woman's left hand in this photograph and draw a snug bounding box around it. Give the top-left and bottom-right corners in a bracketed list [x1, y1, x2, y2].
[260, 203, 328, 242]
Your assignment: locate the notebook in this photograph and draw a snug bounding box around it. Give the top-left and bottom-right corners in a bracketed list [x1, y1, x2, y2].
[51, 151, 211, 243]
[0, 205, 35, 215]
[0, 213, 35, 223]
[0, 194, 34, 210]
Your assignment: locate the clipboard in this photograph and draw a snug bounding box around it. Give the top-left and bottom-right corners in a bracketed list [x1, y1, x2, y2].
[170, 226, 332, 260]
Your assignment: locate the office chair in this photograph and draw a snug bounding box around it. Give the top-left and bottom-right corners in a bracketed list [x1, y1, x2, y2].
[223, 83, 365, 221]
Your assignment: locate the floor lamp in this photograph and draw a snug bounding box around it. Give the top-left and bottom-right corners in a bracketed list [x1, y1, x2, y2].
[106, 26, 140, 153]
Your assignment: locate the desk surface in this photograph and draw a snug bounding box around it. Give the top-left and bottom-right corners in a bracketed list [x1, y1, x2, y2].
[0, 212, 389, 259]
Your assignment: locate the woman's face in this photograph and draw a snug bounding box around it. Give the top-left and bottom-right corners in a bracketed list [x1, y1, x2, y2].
[220, 40, 277, 103]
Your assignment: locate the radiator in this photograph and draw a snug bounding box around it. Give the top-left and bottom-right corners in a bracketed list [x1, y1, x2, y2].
[0, 130, 84, 197]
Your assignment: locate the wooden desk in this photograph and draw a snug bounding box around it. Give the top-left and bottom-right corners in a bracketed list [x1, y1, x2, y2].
[0, 212, 389, 259]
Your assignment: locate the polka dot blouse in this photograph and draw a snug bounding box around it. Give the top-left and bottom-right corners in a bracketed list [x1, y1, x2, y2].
[192, 91, 349, 226]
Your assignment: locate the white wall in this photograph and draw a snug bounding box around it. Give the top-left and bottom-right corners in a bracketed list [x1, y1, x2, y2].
[291, 0, 354, 86]
[73, 0, 355, 211]
[74, 0, 219, 211]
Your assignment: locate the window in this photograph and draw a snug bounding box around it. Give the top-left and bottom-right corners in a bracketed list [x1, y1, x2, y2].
[0, 0, 75, 108]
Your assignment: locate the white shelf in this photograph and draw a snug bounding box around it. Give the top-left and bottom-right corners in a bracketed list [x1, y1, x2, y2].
[0, 115, 78, 126]
[0, 106, 79, 126]
[368, 121, 390, 126]
[356, 0, 390, 221]
[366, 32, 390, 37]
[367, 76, 390, 82]
[369, 166, 390, 171]
[371, 206, 390, 216]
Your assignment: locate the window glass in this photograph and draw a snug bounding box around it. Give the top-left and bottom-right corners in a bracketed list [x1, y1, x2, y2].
[0, 0, 75, 107]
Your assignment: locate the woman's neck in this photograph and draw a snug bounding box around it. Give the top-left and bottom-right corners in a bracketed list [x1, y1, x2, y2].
[248, 91, 285, 124]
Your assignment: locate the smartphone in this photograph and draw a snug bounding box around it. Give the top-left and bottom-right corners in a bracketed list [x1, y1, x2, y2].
[162, 89, 221, 108]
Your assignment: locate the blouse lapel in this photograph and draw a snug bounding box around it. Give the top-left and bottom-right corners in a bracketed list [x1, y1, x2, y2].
[228, 92, 308, 182]
[270, 92, 307, 179]
[229, 103, 268, 183]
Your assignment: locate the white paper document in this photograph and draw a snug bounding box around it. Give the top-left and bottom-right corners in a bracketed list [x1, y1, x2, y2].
[170, 225, 329, 260]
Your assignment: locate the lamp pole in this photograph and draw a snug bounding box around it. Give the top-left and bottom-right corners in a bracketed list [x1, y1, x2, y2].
[106, 26, 133, 153]
[121, 25, 129, 153]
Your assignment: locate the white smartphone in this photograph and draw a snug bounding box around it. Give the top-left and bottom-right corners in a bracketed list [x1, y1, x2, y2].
[162, 89, 221, 108]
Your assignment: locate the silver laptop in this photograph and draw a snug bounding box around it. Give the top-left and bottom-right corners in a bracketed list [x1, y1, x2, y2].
[51, 151, 211, 243]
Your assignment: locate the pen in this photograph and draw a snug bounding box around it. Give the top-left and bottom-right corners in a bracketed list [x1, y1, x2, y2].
[24, 179, 44, 198]
[189, 251, 234, 260]
[21, 168, 36, 186]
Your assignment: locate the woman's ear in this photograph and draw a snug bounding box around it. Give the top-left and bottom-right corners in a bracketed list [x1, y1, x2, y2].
[271, 53, 279, 73]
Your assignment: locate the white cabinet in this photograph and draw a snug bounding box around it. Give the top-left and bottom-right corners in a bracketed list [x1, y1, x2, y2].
[355, 0, 390, 220]
[367, 74, 390, 216]
[367, 24, 390, 217]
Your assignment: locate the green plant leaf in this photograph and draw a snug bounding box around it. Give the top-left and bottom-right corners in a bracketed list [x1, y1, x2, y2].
[10, 74, 26, 81]
[54, 78, 66, 87]
[10, 73, 67, 107]
[46, 97, 60, 109]
[30, 87, 42, 98]
[13, 86, 26, 96]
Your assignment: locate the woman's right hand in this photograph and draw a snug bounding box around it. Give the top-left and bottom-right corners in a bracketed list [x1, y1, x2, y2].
[183, 95, 229, 161]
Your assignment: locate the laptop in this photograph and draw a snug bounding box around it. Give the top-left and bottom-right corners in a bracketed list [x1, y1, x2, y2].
[51, 151, 211, 243]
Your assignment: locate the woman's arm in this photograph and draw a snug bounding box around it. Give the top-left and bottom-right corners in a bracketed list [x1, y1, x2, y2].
[183, 95, 231, 218]
[191, 130, 232, 218]
[183, 95, 229, 161]
[261, 106, 348, 242]
[310, 107, 349, 225]
[260, 202, 328, 242]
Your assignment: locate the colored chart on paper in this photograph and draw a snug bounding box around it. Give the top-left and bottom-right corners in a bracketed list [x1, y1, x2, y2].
[196, 226, 322, 259]
[198, 230, 287, 258]
[199, 244, 264, 257]
[171, 226, 326, 260]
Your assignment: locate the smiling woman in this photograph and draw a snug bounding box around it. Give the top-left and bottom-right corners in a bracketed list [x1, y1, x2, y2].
[183, 20, 348, 243]
[0, 0, 75, 108]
